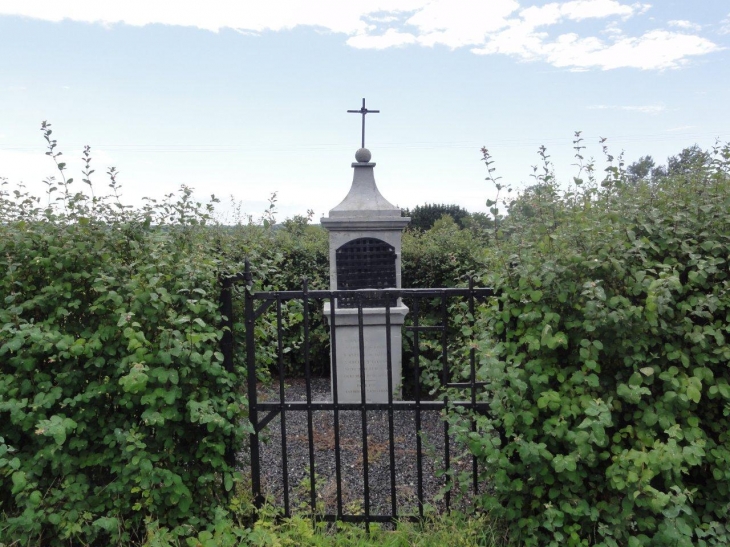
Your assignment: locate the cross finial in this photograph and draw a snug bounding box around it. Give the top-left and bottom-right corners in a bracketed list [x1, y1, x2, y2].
[347, 98, 379, 149]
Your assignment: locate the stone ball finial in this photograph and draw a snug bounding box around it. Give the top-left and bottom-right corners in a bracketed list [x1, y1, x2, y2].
[355, 148, 372, 163]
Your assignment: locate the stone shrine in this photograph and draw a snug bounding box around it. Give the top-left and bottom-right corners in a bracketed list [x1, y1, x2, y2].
[321, 101, 410, 403]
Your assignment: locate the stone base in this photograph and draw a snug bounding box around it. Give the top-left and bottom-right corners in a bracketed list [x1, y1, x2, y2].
[323, 303, 408, 403]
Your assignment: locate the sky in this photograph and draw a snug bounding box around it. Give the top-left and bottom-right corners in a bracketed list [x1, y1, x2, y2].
[1, 1, 729, 222]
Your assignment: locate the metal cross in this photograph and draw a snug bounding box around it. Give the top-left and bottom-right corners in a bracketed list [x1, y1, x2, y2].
[347, 98, 379, 149]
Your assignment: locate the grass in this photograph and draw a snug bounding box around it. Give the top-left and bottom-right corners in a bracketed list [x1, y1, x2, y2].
[141, 505, 506, 547]
[245, 510, 506, 546]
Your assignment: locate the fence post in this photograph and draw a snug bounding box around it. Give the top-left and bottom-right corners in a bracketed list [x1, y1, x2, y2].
[244, 259, 263, 508]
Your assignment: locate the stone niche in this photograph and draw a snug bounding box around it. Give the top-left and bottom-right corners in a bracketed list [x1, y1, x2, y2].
[321, 148, 410, 403]
[335, 237, 397, 308]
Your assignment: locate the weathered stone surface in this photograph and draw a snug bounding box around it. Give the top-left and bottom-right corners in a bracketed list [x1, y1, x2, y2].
[323, 304, 408, 403]
[354, 147, 372, 163]
[322, 159, 408, 220]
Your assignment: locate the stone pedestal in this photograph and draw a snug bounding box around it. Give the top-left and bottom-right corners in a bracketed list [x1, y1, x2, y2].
[323, 303, 408, 403]
[320, 146, 410, 404]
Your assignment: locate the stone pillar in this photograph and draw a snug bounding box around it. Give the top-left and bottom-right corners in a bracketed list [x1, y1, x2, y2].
[321, 148, 410, 403]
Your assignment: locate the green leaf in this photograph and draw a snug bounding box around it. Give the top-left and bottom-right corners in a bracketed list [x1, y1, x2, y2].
[28, 490, 42, 507]
[11, 471, 27, 494]
[93, 516, 120, 533]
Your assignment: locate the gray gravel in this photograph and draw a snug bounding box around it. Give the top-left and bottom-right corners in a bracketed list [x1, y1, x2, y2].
[242, 377, 481, 518]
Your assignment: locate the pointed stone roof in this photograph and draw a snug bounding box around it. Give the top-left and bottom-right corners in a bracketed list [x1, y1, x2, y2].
[321, 149, 410, 230]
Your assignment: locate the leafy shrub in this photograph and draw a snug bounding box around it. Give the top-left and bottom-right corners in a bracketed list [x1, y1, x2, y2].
[0, 125, 249, 544]
[402, 214, 485, 289]
[403, 203, 471, 231]
[455, 138, 730, 546]
[400, 215, 489, 396]
[213, 214, 331, 379]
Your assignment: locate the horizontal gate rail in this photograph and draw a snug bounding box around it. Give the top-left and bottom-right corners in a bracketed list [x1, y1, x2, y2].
[247, 287, 495, 301]
[222, 260, 496, 530]
[254, 400, 491, 411]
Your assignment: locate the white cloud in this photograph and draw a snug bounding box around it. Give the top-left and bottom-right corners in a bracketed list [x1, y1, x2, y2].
[470, 1, 719, 70]
[668, 20, 701, 31]
[519, 3, 563, 27]
[0, 0, 721, 71]
[602, 21, 623, 36]
[588, 104, 665, 114]
[721, 14, 730, 35]
[405, 0, 519, 48]
[0, 0, 426, 34]
[513, 0, 645, 28]
[347, 28, 417, 49]
[364, 14, 401, 24]
[546, 30, 718, 70]
[558, 0, 639, 21]
[475, 23, 720, 71]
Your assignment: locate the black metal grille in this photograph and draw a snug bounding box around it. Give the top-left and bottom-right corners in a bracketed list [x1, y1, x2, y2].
[219, 261, 496, 530]
[336, 237, 397, 308]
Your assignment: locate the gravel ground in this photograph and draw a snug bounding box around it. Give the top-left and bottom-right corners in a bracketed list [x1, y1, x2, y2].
[241, 377, 482, 518]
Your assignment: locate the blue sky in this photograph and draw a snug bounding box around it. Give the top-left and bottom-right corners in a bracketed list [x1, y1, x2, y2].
[1, 1, 729, 221]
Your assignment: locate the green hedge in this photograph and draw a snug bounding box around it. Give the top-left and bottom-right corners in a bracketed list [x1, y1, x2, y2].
[402, 214, 485, 288]
[455, 143, 730, 546]
[0, 165, 249, 543]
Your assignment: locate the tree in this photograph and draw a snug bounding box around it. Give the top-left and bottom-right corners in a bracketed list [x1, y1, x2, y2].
[627, 155, 656, 183]
[402, 203, 470, 231]
[649, 145, 712, 181]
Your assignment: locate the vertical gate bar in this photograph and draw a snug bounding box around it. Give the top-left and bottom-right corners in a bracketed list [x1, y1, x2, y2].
[357, 298, 371, 532]
[219, 276, 236, 477]
[244, 260, 263, 507]
[302, 278, 317, 514]
[440, 293, 451, 511]
[330, 296, 344, 517]
[384, 300, 397, 520]
[468, 277, 478, 494]
[412, 297, 424, 519]
[276, 298, 290, 517]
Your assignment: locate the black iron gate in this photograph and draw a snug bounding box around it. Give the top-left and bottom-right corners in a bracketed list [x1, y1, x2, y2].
[220, 262, 495, 526]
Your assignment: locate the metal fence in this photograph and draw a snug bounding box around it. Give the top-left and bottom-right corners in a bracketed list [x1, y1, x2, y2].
[220, 263, 495, 527]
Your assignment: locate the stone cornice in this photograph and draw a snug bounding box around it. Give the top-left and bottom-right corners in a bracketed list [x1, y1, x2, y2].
[320, 217, 411, 231]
